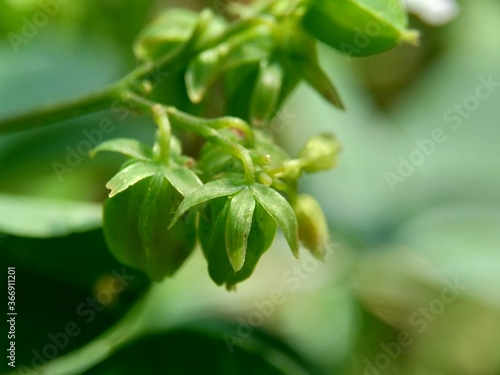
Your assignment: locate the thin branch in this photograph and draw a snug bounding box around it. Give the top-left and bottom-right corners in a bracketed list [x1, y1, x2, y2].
[0, 84, 122, 136]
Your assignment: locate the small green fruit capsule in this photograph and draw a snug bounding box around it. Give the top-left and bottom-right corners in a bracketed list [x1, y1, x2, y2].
[293, 194, 330, 260]
[103, 174, 196, 281]
[302, 0, 419, 57]
[198, 197, 276, 290]
[298, 133, 340, 173]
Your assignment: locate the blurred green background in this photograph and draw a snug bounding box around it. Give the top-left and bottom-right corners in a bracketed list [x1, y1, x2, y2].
[1, 0, 500, 374]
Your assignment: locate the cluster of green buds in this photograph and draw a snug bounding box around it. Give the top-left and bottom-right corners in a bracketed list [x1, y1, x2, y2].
[92, 0, 416, 289]
[93, 109, 339, 289]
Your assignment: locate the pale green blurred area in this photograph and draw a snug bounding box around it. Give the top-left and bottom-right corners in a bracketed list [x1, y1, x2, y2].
[279, 0, 500, 373]
[1, 0, 500, 374]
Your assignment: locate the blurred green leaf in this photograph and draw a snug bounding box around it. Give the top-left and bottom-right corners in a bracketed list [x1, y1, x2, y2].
[0, 194, 101, 238]
[0, 230, 150, 373]
[84, 322, 318, 375]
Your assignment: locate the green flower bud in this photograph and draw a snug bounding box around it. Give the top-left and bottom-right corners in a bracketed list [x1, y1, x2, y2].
[103, 174, 196, 281]
[293, 194, 330, 260]
[298, 133, 340, 173]
[302, 0, 419, 57]
[186, 24, 272, 103]
[169, 178, 299, 289]
[133, 9, 198, 62]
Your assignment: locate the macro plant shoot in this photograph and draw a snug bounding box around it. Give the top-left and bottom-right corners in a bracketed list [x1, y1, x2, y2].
[3, 0, 499, 374]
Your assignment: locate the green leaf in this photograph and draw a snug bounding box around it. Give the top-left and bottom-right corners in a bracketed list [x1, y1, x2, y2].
[253, 200, 278, 251]
[170, 178, 244, 227]
[251, 184, 299, 257]
[296, 59, 344, 109]
[302, 0, 419, 57]
[0, 194, 101, 238]
[250, 59, 284, 126]
[224, 202, 277, 288]
[225, 189, 256, 272]
[106, 162, 160, 198]
[90, 138, 153, 160]
[198, 198, 233, 285]
[163, 165, 203, 197]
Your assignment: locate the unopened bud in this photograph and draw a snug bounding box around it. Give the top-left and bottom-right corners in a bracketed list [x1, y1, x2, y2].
[293, 194, 330, 260]
[298, 133, 340, 173]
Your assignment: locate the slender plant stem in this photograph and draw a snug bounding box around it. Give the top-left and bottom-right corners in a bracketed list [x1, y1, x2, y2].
[124, 93, 256, 184]
[0, 83, 123, 136]
[152, 105, 172, 165]
[166, 107, 256, 184]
